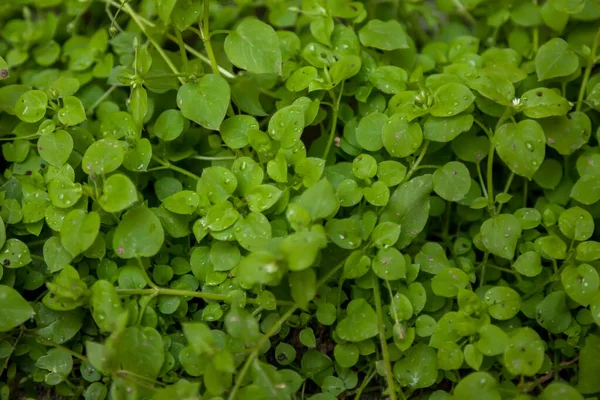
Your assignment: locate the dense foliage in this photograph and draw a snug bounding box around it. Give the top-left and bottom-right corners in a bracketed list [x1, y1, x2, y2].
[1, 0, 600, 399]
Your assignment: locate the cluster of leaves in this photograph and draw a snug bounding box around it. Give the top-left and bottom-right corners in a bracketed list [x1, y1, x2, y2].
[1, 0, 600, 399]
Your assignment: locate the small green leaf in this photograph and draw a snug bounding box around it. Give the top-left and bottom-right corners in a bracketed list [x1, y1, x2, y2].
[98, 174, 138, 213]
[0, 285, 34, 332]
[177, 74, 230, 130]
[113, 206, 165, 259]
[358, 19, 409, 51]
[335, 299, 378, 342]
[224, 19, 282, 75]
[493, 120, 545, 179]
[535, 38, 579, 81]
[61, 210, 100, 257]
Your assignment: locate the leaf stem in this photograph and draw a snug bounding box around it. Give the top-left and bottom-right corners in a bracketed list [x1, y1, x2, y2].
[151, 155, 200, 180]
[476, 162, 488, 199]
[227, 258, 346, 400]
[353, 367, 376, 400]
[323, 82, 344, 161]
[200, 0, 221, 78]
[495, 171, 515, 214]
[576, 27, 600, 111]
[121, 3, 184, 84]
[486, 138, 495, 215]
[174, 28, 189, 73]
[33, 336, 87, 361]
[372, 273, 397, 400]
[192, 155, 237, 161]
[136, 256, 157, 289]
[405, 140, 430, 182]
[86, 85, 117, 116]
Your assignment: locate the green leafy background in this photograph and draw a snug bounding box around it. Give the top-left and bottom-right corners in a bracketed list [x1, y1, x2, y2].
[0, 0, 600, 399]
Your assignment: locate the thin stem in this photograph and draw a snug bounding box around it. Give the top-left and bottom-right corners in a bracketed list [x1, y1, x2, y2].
[476, 162, 488, 199]
[34, 336, 87, 361]
[121, 3, 184, 84]
[192, 155, 237, 161]
[323, 82, 344, 161]
[175, 38, 235, 79]
[228, 258, 346, 400]
[228, 307, 297, 400]
[116, 287, 296, 307]
[174, 28, 189, 73]
[0, 134, 39, 142]
[405, 140, 430, 182]
[523, 179, 528, 208]
[576, 28, 600, 111]
[136, 257, 157, 289]
[353, 367, 376, 400]
[1, 327, 24, 377]
[86, 85, 117, 116]
[486, 138, 495, 215]
[372, 274, 397, 400]
[495, 171, 515, 214]
[151, 155, 200, 180]
[201, 0, 221, 77]
[479, 252, 490, 287]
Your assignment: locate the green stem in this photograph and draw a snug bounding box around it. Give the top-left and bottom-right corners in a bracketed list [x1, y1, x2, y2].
[405, 140, 430, 182]
[136, 257, 157, 289]
[34, 336, 87, 361]
[1, 327, 23, 377]
[0, 134, 39, 142]
[116, 287, 296, 307]
[151, 155, 200, 180]
[486, 138, 495, 215]
[227, 258, 346, 400]
[122, 3, 184, 84]
[353, 368, 376, 400]
[192, 155, 237, 161]
[174, 28, 189, 73]
[372, 274, 397, 400]
[323, 83, 344, 161]
[86, 85, 117, 116]
[201, 0, 221, 78]
[576, 27, 600, 112]
[479, 252, 490, 287]
[476, 162, 488, 199]
[495, 171, 515, 214]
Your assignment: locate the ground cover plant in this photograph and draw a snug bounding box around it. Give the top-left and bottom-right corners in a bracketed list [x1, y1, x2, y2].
[1, 0, 600, 399]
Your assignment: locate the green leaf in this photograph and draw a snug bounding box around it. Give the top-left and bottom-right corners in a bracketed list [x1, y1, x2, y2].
[98, 174, 138, 213]
[503, 327, 545, 376]
[82, 139, 125, 176]
[154, 109, 185, 142]
[58, 96, 86, 126]
[90, 280, 123, 332]
[177, 74, 230, 130]
[15, 90, 47, 123]
[290, 268, 316, 310]
[61, 210, 100, 257]
[424, 114, 473, 142]
[578, 334, 600, 394]
[481, 214, 522, 259]
[356, 112, 386, 152]
[113, 206, 165, 259]
[536, 291, 571, 333]
[433, 161, 471, 202]
[0, 285, 34, 332]
[513, 251, 543, 277]
[382, 114, 423, 158]
[535, 38, 579, 81]
[381, 175, 433, 248]
[521, 88, 571, 118]
[561, 264, 599, 305]
[116, 326, 164, 378]
[37, 130, 73, 167]
[0, 239, 31, 269]
[453, 372, 501, 399]
[430, 83, 474, 117]
[224, 19, 282, 75]
[358, 19, 409, 51]
[558, 206, 594, 241]
[393, 344, 437, 389]
[484, 286, 521, 320]
[493, 120, 545, 179]
[571, 174, 600, 205]
[335, 299, 378, 342]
